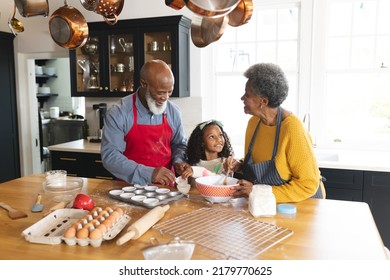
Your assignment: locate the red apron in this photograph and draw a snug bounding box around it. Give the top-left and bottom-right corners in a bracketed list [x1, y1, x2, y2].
[123, 94, 173, 169]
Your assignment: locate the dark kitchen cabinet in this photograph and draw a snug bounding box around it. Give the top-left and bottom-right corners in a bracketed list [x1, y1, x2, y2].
[69, 15, 191, 98]
[0, 32, 20, 183]
[51, 151, 114, 180]
[363, 171, 390, 248]
[320, 168, 363, 201]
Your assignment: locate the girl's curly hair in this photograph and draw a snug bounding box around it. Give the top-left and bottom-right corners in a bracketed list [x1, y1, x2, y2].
[186, 120, 234, 166]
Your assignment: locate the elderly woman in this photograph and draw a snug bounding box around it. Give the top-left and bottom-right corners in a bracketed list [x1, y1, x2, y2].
[230, 63, 325, 202]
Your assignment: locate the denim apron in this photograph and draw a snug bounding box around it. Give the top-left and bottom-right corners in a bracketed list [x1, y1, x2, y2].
[242, 107, 323, 199]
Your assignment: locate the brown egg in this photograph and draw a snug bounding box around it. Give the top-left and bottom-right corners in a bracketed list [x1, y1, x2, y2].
[96, 216, 105, 223]
[72, 222, 83, 231]
[76, 228, 89, 239]
[109, 211, 120, 222]
[78, 218, 88, 226]
[98, 210, 109, 219]
[96, 224, 107, 234]
[106, 215, 117, 225]
[104, 207, 114, 214]
[84, 214, 93, 222]
[64, 227, 76, 238]
[91, 219, 101, 228]
[102, 219, 112, 229]
[89, 229, 103, 240]
[114, 208, 124, 216]
[91, 206, 103, 214]
[84, 222, 95, 232]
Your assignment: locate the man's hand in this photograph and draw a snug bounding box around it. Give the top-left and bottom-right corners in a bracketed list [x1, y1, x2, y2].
[151, 167, 176, 186]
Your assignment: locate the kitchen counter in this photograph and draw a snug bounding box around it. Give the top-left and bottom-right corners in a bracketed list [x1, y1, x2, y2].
[0, 174, 387, 260]
[314, 148, 390, 172]
[48, 139, 100, 154]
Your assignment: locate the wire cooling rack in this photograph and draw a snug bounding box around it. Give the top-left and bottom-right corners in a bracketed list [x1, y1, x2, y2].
[153, 207, 293, 259]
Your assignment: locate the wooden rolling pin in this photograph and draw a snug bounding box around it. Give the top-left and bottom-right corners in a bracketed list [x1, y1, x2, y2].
[116, 204, 170, 246]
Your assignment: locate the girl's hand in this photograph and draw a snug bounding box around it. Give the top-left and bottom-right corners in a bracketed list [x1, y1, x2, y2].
[223, 156, 242, 173]
[180, 167, 193, 180]
[232, 179, 253, 198]
[174, 162, 191, 175]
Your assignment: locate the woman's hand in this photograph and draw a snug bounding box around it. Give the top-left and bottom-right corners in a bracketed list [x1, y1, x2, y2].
[232, 179, 253, 198]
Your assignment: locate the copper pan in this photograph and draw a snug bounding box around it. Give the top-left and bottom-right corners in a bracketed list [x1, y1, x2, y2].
[165, 0, 185, 10]
[228, 0, 253, 27]
[15, 0, 49, 17]
[184, 0, 240, 18]
[49, 2, 89, 49]
[191, 15, 229, 48]
[94, 0, 124, 26]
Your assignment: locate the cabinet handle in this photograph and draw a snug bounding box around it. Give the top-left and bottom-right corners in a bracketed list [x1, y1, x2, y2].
[59, 157, 77, 161]
[96, 176, 114, 180]
[95, 160, 102, 163]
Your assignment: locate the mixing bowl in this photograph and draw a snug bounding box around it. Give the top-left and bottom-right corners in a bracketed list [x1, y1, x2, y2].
[195, 175, 238, 203]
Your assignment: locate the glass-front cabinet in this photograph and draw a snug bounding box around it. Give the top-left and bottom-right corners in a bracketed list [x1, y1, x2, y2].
[69, 16, 191, 98]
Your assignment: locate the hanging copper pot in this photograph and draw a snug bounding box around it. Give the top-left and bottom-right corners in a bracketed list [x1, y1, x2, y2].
[228, 0, 253, 27]
[184, 0, 240, 18]
[191, 14, 229, 48]
[165, 0, 185, 10]
[15, 0, 49, 17]
[49, 1, 89, 49]
[94, 0, 124, 26]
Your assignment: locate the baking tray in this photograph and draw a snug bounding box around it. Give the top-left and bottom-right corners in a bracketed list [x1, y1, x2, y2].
[22, 209, 130, 247]
[153, 208, 293, 260]
[108, 185, 185, 208]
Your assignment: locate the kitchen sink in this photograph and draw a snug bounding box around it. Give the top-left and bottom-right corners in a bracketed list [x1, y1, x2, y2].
[314, 151, 339, 162]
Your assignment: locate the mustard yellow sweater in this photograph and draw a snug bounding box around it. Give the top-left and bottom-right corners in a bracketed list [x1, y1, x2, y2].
[244, 114, 324, 203]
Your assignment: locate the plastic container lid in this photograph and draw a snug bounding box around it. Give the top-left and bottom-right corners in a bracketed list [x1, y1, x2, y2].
[277, 203, 297, 215]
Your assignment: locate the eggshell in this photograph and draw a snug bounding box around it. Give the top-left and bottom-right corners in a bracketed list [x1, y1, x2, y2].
[91, 207, 103, 214]
[102, 219, 112, 229]
[89, 229, 103, 240]
[98, 210, 109, 219]
[64, 227, 76, 238]
[72, 222, 83, 231]
[104, 207, 114, 214]
[109, 211, 120, 222]
[114, 208, 124, 216]
[84, 214, 93, 222]
[76, 228, 89, 239]
[79, 218, 88, 226]
[84, 222, 95, 232]
[106, 215, 117, 225]
[91, 219, 101, 227]
[96, 224, 107, 234]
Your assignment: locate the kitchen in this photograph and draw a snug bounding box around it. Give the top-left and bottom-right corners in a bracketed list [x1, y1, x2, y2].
[0, 0, 390, 272]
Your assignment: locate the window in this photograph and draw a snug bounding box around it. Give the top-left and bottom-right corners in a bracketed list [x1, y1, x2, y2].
[208, 1, 302, 157]
[207, 0, 390, 154]
[314, 0, 390, 150]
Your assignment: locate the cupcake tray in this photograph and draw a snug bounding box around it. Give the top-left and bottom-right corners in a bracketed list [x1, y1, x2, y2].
[22, 209, 130, 247]
[108, 185, 185, 208]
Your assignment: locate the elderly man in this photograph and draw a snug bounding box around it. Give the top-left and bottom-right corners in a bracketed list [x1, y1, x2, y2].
[101, 60, 189, 185]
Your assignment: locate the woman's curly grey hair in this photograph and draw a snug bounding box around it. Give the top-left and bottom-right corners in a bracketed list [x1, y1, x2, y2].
[244, 63, 289, 108]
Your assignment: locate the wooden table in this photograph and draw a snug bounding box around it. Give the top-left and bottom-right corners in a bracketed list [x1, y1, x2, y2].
[0, 174, 387, 260]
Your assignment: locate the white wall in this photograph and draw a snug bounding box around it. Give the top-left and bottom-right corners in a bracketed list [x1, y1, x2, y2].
[0, 1, 206, 176]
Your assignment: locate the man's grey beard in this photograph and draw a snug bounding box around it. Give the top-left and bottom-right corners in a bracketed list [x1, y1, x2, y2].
[145, 89, 167, 115]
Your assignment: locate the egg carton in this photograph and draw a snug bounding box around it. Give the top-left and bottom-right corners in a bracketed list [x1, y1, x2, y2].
[108, 185, 185, 208]
[22, 209, 130, 247]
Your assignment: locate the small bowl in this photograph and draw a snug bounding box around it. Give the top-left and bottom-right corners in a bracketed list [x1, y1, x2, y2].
[156, 194, 169, 200]
[134, 189, 146, 195]
[120, 192, 135, 200]
[145, 186, 158, 191]
[168, 191, 181, 197]
[143, 198, 159, 206]
[122, 186, 136, 192]
[134, 184, 145, 189]
[109, 189, 123, 196]
[145, 192, 157, 198]
[195, 175, 238, 203]
[131, 195, 147, 202]
[156, 188, 170, 194]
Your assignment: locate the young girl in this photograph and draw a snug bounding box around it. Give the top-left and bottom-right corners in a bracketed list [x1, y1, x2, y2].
[180, 120, 234, 179]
